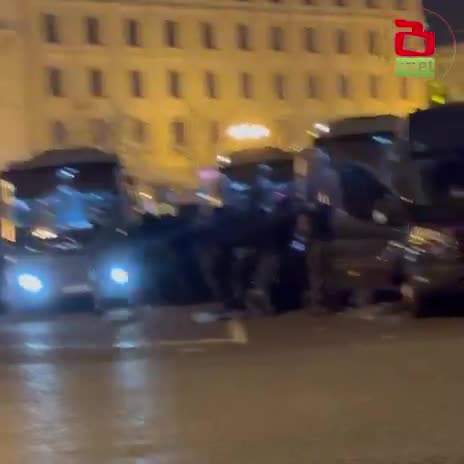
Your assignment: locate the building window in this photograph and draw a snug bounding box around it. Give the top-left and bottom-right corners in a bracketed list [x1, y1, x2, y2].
[337, 74, 350, 98]
[237, 24, 251, 50]
[367, 30, 379, 55]
[200, 22, 216, 49]
[369, 75, 380, 98]
[400, 77, 408, 99]
[129, 70, 143, 98]
[168, 71, 182, 98]
[125, 19, 141, 47]
[85, 16, 100, 45]
[132, 118, 147, 144]
[171, 120, 187, 147]
[307, 74, 320, 99]
[165, 20, 180, 48]
[50, 120, 67, 146]
[240, 72, 253, 99]
[273, 74, 286, 100]
[205, 71, 218, 99]
[366, 0, 378, 7]
[336, 29, 349, 54]
[395, 0, 406, 9]
[334, 0, 347, 6]
[90, 118, 108, 146]
[303, 0, 316, 4]
[89, 68, 104, 97]
[210, 121, 220, 144]
[303, 27, 318, 53]
[43, 13, 59, 44]
[47, 67, 63, 97]
[270, 26, 284, 51]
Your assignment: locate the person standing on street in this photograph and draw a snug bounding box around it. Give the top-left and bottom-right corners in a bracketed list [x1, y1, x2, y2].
[304, 148, 344, 313]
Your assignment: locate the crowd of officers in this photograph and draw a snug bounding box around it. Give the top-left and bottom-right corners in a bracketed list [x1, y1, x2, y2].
[138, 148, 341, 316]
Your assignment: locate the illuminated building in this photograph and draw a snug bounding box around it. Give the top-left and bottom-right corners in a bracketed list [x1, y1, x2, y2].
[0, 0, 427, 185]
[434, 44, 464, 104]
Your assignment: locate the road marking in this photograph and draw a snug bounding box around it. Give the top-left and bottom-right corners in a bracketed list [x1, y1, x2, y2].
[227, 319, 248, 344]
[191, 311, 218, 324]
[179, 347, 206, 353]
[0, 314, 249, 352]
[159, 338, 234, 347]
[155, 318, 249, 347]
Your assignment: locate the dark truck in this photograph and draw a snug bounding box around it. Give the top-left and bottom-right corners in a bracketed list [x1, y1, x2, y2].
[394, 104, 464, 315]
[311, 106, 464, 315]
[0, 148, 142, 313]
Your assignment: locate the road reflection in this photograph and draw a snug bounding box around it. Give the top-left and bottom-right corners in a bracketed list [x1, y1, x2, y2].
[12, 359, 179, 463]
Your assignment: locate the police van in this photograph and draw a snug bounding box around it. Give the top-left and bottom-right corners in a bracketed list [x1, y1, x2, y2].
[0, 148, 142, 313]
[312, 107, 464, 315]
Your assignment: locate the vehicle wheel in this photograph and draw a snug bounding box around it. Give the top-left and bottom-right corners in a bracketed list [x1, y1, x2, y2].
[400, 283, 429, 318]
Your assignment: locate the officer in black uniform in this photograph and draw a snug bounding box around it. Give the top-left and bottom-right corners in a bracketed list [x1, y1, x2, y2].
[305, 148, 343, 313]
[245, 164, 298, 316]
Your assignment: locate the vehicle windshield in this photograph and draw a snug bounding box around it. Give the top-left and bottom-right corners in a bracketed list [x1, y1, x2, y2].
[410, 147, 464, 207]
[314, 132, 396, 185]
[4, 162, 120, 231]
[220, 159, 294, 183]
[408, 109, 464, 210]
[409, 106, 464, 151]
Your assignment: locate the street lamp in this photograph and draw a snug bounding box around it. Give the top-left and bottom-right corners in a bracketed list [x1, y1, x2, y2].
[225, 123, 271, 141]
[313, 122, 330, 134]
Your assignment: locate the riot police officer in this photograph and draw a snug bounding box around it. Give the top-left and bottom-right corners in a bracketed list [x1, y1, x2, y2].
[305, 148, 343, 313]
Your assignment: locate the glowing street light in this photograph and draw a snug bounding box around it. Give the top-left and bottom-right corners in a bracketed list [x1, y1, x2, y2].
[313, 122, 330, 133]
[226, 123, 271, 141]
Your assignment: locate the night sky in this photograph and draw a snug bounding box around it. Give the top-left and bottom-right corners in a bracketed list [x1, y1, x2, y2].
[423, 0, 464, 44]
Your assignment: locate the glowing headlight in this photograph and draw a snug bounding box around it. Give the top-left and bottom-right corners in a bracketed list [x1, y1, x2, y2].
[408, 226, 458, 258]
[18, 273, 43, 293]
[110, 267, 129, 285]
[31, 228, 57, 240]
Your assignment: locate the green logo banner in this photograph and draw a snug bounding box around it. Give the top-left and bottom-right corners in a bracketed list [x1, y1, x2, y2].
[395, 57, 435, 78]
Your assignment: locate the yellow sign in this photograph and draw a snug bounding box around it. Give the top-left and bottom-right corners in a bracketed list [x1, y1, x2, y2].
[428, 80, 447, 106]
[0, 179, 16, 242]
[1, 218, 15, 242]
[0, 179, 14, 204]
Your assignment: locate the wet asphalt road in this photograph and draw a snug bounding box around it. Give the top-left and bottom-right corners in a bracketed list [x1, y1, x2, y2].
[2, 306, 464, 463]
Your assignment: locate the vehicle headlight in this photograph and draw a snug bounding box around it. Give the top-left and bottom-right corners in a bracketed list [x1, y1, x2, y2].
[110, 267, 129, 285]
[18, 273, 43, 293]
[31, 228, 57, 240]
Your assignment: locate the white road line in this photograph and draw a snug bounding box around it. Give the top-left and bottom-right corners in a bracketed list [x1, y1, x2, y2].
[0, 316, 249, 352]
[159, 338, 233, 347]
[226, 319, 248, 344]
[1, 337, 243, 352]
